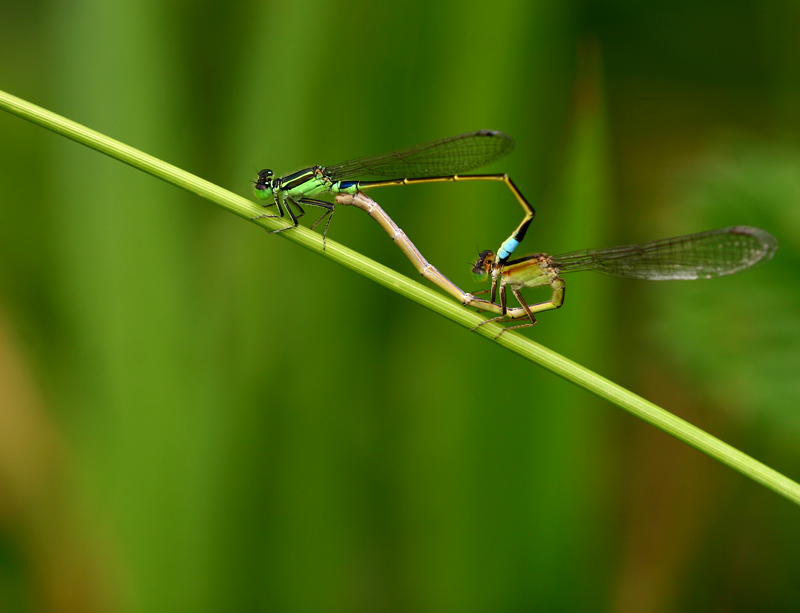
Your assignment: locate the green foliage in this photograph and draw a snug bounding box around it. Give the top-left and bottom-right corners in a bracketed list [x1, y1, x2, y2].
[1, 1, 800, 610]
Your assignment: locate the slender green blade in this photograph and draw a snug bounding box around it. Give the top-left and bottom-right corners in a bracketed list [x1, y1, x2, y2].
[552, 226, 779, 279]
[323, 130, 514, 180]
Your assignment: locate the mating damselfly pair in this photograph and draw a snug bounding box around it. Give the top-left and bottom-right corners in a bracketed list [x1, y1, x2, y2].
[253, 132, 778, 336]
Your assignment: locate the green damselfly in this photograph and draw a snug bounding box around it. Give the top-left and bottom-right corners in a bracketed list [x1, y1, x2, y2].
[253, 130, 534, 262]
[471, 226, 779, 336]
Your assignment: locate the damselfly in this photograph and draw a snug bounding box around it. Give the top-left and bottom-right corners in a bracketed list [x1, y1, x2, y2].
[471, 226, 779, 336]
[253, 130, 534, 263]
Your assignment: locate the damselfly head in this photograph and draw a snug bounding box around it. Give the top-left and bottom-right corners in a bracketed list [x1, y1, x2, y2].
[472, 250, 496, 283]
[254, 169, 275, 200]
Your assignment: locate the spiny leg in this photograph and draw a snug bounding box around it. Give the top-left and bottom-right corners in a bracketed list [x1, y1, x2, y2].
[250, 199, 283, 221]
[471, 284, 538, 334]
[470, 285, 511, 331]
[490, 273, 499, 304]
[251, 192, 302, 228]
[469, 289, 491, 312]
[492, 280, 565, 337]
[265, 196, 304, 234]
[472, 275, 567, 337]
[286, 198, 306, 220]
[299, 198, 335, 249]
[492, 288, 538, 338]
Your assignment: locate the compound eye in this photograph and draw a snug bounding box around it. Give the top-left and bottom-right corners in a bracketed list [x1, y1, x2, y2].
[471, 250, 495, 283]
[254, 169, 275, 199]
[255, 169, 274, 189]
[472, 267, 488, 283]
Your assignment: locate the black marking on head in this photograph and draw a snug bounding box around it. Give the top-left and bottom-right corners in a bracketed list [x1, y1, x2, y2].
[255, 169, 274, 191]
[472, 250, 495, 276]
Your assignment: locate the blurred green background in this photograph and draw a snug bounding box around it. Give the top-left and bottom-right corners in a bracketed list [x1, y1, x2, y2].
[1, 0, 799, 610]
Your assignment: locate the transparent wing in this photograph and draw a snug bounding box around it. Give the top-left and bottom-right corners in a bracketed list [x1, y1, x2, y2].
[324, 130, 514, 180]
[551, 226, 778, 280]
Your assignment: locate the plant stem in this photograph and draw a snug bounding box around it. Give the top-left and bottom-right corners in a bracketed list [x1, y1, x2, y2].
[2, 87, 798, 506]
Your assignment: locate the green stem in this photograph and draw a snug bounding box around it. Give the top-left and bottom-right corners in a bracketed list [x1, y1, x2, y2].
[2, 87, 798, 506]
